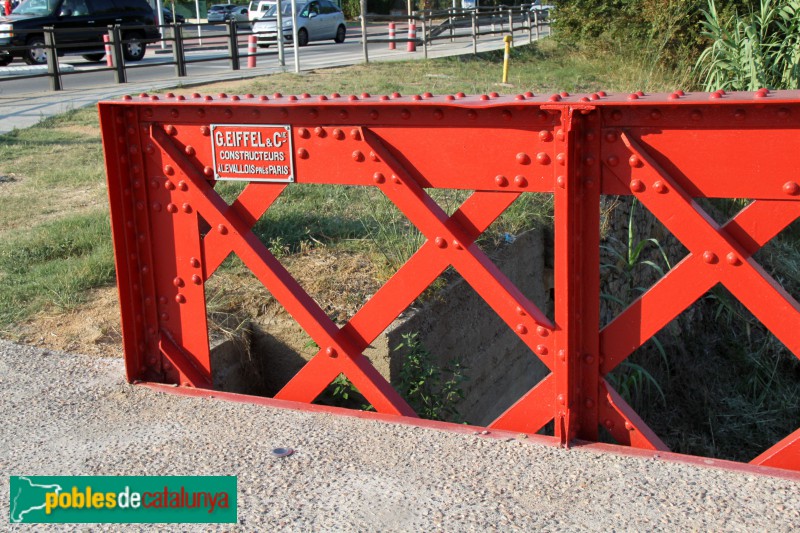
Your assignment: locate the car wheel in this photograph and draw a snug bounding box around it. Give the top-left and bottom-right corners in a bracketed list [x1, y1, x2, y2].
[24, 36, 47, 66]
[82, 53, 106, 62]
[0, 55, 11, 66]
[334, 24, 345, 43]
[298, 28, 308, 47]
[122, 32, 146, 62]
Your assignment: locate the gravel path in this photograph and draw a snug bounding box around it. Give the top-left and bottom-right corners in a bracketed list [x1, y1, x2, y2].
[1, 339, 798, 531]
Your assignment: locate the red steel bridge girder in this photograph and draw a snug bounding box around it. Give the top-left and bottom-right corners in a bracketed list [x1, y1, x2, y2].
[98, 89, 800, 473]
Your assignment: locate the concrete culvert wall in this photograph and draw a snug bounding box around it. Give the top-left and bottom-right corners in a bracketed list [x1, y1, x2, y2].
[208, 228, 553, 426]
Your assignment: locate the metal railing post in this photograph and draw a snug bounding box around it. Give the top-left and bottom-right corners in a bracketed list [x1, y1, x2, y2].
[109, 25, 127, 84]
[276, 0, 285, 66]
[508, 8, 513, 44]
[449, 8, 454, 42]
[227, 19, 240, 71]
[471, 11, 477, 54]
[43, 26, 61, 91]
[534, 11, 539, 41]
[172, 23, 186, 77]
[421, 16, 427, 59]
[360, 0, 369, 64]
[527, 10, 532, 44]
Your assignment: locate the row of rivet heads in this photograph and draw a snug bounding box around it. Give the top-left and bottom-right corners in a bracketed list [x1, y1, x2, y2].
[113, 110, 166, 374]
[603, 105, 796, 124]
[153, 122, 572, 191]
[601, 129, 800, 198]
[623, 152, 787, 267]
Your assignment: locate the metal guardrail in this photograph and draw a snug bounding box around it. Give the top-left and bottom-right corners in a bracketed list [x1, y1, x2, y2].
[0, 6, 551, 90]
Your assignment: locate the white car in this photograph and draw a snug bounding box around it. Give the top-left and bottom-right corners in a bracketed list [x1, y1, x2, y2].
[248, 0, 275, 21]
[252, 0, 345, 47]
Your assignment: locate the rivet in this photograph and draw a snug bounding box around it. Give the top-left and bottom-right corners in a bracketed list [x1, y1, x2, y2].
[479, 94, 489, 101]
[352, 150, 365, 162]
[297, 148, 309, 159]
[495, 175, 508, 187]
[129, 145, 139, 155]
[182, 203, 192, 213]
[607, 156, 619, 167]
[501, 110, 512, 120]
[611, 110, 622, 121]
[628, 155, 643, 168]
[455, 92, 465, 99]
[151, 202, 162, 212]
[556, 129, 565, 142]
[145, 144, 155, 154]
[452, 240, 463, 250]
[516, 324, 528, 334]
[369, 151, 378, 161]
[298, 127, 310, 138]
[557, 394, 566, 405]
[755, 88, 769, 98]
[536, 110, 548, 122]
[652, 180, 667, 194]
[400, 109, 411, 120]
[629, 179, 645, 192]
[158, 296, 167, 305]
[350, 129, 362, 140]
[555, 153, 566, 166]
[604, 419, 614, 429]
[433, 109, 444, 120]
[783, 181, 799, 195]
[332, 128, 344, 140]
[466, 110, 477, 120]
[141, 265, 149, 274]
[585, 398, 595, 408]
[535, 345, 548, 355]
[709, 92, 721, 100]
[203, 166, 214, 177]
[218, 224, 229, 235]
[308, 109, 318, 118]
[650, 109, 661, 120]
[178, 180, 188, 191]
[549, 94, 561, 102]
[777, 108, 790, 119]
[516, 153, 531, 165]
[165, 124, 176, 135]
[317, 95, 327, 101]
[173, 277, 185, 288]
[558, 349, 566, 362]
[166, 203, 178, 213]
[184, 145, 196, 156]
[536, 153, 551, 165]
[314, 126, 326, 137]
[536, 326, 548, 337]
[690, 110, 702, 121]
[524, 91, 534, 98]
[627, 93, 639, 100]
[423, 92, 433, 98]
[556, 176, 566, 188]
[703, 251, 718, 264]
[175, 294, 186, 304]
[585, 130, 596, 141]
[583, 354, 594, 364]
[189, 257, 200, 268]
[326, 346, 338, 358]
[435, 237, 447, 248]
[516, 306, 526, 316]
[164, 165, 175, 175]
[373, 172, 386, 184]
[369, 110, 379, 120]
[392, 91, 402, 98]
[625, 421, 634, 431]
[733, 109, 746, 121]
[339, 109, 348, 119]
[200, 125, 210, 136]
[192, 274, 202, 285]
[539, 130, 553, 142]
[391, 175, 401, 185]
[605, 131, 618, 143]
[514, 175, 528, 188]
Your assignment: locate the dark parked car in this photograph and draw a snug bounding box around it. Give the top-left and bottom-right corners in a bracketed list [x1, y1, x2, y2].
[207, 4, 248, 23]
[0, 0, 160, 66]
[161, 7, 185, 24]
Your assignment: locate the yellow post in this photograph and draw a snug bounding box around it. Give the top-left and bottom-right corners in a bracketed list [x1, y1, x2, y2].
[502, 35, 512, 84]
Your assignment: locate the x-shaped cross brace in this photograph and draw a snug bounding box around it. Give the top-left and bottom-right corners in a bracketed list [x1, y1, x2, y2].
[600, 131, 800, 459]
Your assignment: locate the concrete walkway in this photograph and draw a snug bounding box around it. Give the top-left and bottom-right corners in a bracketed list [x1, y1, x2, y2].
[1, 340, 798, 530]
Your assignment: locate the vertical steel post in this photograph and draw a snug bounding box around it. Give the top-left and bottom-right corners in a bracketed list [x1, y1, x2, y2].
[421, 17, 427, 59]
[172, 22, 187, 77]
[471, 11, 477, 54]
[449, 8, 454, 42]
[110, 25, 127, 84]
[276, 0, 285, 66]
[360, 0, 369, 64]
[526, 10, 532, 44]
[534, 11, 539, 41]
[227, 19, 240, 70]
[43, 26, 61, 91]
[508, 8, 513, 44]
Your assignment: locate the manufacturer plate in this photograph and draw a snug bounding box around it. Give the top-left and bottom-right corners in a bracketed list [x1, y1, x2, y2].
[210, 124, 294, 182]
